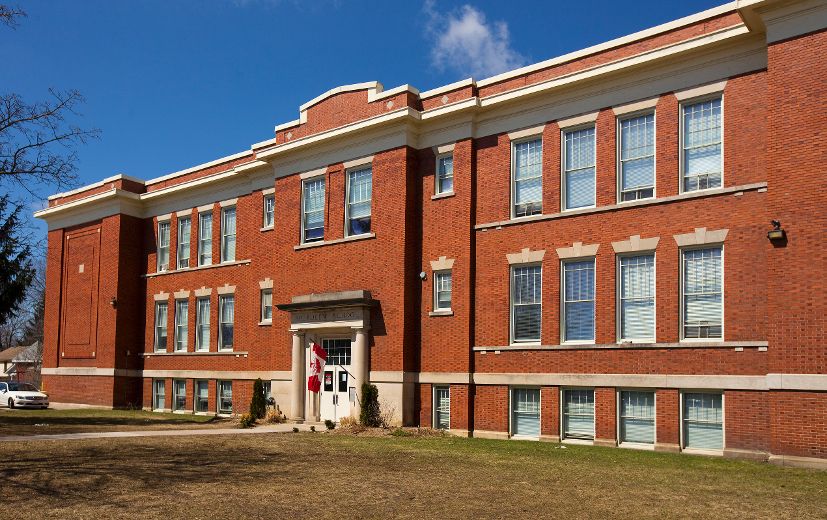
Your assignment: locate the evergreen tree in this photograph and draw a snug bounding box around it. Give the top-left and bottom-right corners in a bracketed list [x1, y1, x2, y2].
[249, 378, 266, 419]
[0, 195, 35, 327]
[359, 383, 381, 427]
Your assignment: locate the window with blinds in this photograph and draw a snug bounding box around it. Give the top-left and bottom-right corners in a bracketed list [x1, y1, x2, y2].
[512, 138, 543, 217]
[563, 260, 595, 342]
[511, 265, 542, 342]
[303, 177, 325, 242]
[511, 388, 540, 438]
[346, 167, 372, 236]
[195, 297, 209, 352]
[436, 154, 454, 194]
[157, 221, 170, 271]
[682, 97, 722, 192]
[173, 379, 186, 411]
[195, 380, 209, 412]
[153, 379, 165, 410]
[563, 126, 596, 210]
[263, 194, 275, 228]
[174, 299, 188, 352]
[619, 255, 655, 341]
[620, 391, 655, 444]
[682, 247, 723, 339]
[220, 207, 236, 263]
[218, 295, 234, 351]
[218, 380, 233, 414]
[619, 113, 655, 201]
[261, 289, 272, 322]
[563, 389, 594, 440]
[198, 211, 212, 266]
[683, 392, 723, 450]
[177, 217, 191, 269]
[434, 271, 452, 311]
[154, 302, 168, 352]
[434, 386, 450, 429]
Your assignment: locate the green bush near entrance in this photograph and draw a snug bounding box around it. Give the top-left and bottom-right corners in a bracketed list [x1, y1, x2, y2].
[250, 378, 266, 420]
[359, 383, 381, 427]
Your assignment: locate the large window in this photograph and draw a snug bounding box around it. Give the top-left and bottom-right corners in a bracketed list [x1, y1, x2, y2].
[218, 295, 234, 351]
[218, 380, 233, 415]
[683, 392, 723, 450]
[619, 255, 655, 341]
[154, 302, 168, 352]
[512, 138, 543, 218]
[322, 338, 351, 366]
[157, 221, 170, 271]
[619, 113, 655, 201]
[220, 207, 236, 263]
[434, 271, 452, 311]
[177, 216, 191, 269]
[173, 379, 186, 411]
[263, 194, 275, 229]
[434, 386, 450, 430]
[619, 391, 655, 445]
[511, 387, 541, 438]
[682, 97, 722, 192]
[195, 297, 210, 352]
[563, 126, 596, 210]
[511, 265, 542, 343]
[346, 167, 372, 236]
[682, 247, 723, 339]
[260, 289, 272, 323]
[198, 211, 212, 266]
[194, 380, 209, 412]
[302, 177, 325, 243]
[562, 389, 594, 440]
[436, 154, 454, 194]
[562, 259, 595, 342]
[174, 299, 188, 352]
[153, 379, 165, 411]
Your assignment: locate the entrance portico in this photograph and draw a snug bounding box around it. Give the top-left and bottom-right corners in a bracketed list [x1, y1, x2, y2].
[277, 290, 374, 423]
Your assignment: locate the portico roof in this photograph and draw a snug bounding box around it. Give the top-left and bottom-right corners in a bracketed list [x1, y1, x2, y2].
[276, 290, 376, 312]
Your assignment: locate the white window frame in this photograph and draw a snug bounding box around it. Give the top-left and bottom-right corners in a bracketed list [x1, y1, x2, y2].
[152, 379, 166, 411]
[616, 253, 656, 343]
[679, 390, 725, 453]
[218, 294, 234, 351]
[177, 216, 191, 269]
[510, 137, 543, 219]
[220, 206, 236, 263]
[510, 263, 542, 345]
[198, 211, 212, 267]
[433, 386, 450, 430]
[509, 386, 541, 440]
[435, 153, 454, 195]
[679, 95, 724, 194]
[617, 111, 656, 203]
[217, 380, 233, 415]
[172, 379, 186, 412]
[260, 288, 273, 324]
[560, 387, 595, 443]
[561, 258, 596, 344]
[262, 193, 275, 229]
[680, 245, 724, 342]
[157, 221, 170, 271]
[194, 379, 209, 413]
[433, 270, 452, 312]
[174, 299, 188, 352]
[561, 124, 597, 211]
[195, 297, 210, 352]
[616, 389, 656, 449]
[344, 166, 372, 238]
[301, 176, 325, 244]
[154, 301, 168, 353]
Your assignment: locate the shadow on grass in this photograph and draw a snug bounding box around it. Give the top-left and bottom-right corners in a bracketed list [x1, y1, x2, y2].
[0, 409, 223, 429]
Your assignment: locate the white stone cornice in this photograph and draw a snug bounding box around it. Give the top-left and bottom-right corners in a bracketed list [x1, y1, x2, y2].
[556, 242, 599, 259]
[673, 227, 728, 247]
[507, 248, 546, 265]
[430, 256, 455, 271]
[612, 235, 660, 253]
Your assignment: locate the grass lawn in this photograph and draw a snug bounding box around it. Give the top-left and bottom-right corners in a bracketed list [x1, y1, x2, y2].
[0, 408, 229, 436]
[0, 432, 825, 519]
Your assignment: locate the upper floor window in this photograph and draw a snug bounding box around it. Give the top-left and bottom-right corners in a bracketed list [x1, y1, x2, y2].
[195, 297, 210, 352]
[512, 138, 543, 218]
[154, 301, 168, 352]
[563, 127, 596, 210]
[261, 289, 272, 323]
[346, 167, 372, 236]
[198, 212, 212, 266]
[562, 259, 595, 342]
[157, 221, 170, 271]
[302, 177, 325, 243]
[682, 97, 722, 192]
[218, 295, 234, 351]
[263, 194, 275, 229]
[618, 254, 655, 341]
[511, 264, 541, 343]
[681, 247, 723, 339]
[174, 299, 188, 352]
[434, 271, 452, 311]
[220, 207, 236, 262]
[436, 154, 454, 195]
[177, 217, 191, 269]
[619, 113, 655, 201]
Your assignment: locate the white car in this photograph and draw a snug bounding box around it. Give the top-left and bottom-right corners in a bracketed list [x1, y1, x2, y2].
[0, 382, 49, 409]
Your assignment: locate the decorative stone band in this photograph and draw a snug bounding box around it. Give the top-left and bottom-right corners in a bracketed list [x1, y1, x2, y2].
[173, 289, 190, 299]
[41, 368, 291, 380]
[216, 284, 236, 295]
[507, 124, 545, 141]
[612, 235, 660, 253]
[612, 96, 659, 116]
[143, 259, 252, 279]
[475, 340, 767, 351]
[430, 256, 455, 271]
[153, 292, 169, 301]
[674, 80, 727, 101]
[673, 227, 728, 246]
[432, 142, 456, 155]
[507, 248, 545, 265]
[557, 111, 599, 129]
[556, 242, 599, 259]
[259, 278, 274, 290]
[194, 286, 212, 297]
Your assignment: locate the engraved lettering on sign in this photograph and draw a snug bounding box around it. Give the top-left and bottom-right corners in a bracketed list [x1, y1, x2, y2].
[78, 264, 85, 273]
[293, 309, 359, 323]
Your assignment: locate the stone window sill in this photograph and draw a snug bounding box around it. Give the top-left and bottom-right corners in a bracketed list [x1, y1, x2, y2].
[431, 191, 455, 200]
[260, 226, 274, 232]
[428, 310, 454, 317]
[143, 259, 251, 278]
[473, 341, 768, 352]
[295, 233, 376, 250]
[141, 351, 249, 357]
[258, 320, 272, 326]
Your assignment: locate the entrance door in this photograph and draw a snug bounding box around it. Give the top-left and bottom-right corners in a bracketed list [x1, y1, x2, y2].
[319, 338, 352, 422]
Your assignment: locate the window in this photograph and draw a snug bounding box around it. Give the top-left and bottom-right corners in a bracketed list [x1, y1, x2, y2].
[177, 217, 191, 269]
[302, 177, 325, 242]
[682, 97, 722, 192]
[198, 211, 212, 266]
[218, 295, 234, 351]
[261, 289, 272, 322]
[173, 379, 186, 411]
[683, 392, 723, 450]
[511, 265, 542, 343]
[563, 126, 596, 210]
[195, 297, 210, 352]
[153, 379, 165, 410]
[512, 138, 543, 217]
[263, 194, 275, 229]
[563, 259, 595, 342]
[220, 207, 236, 262]
[619, 255, 655, 341]
[434, 386, 450, 429]
[263, 381, 272, 403]
[346, 167, 372, 236]
[619, 391, 655, 445]
[194, 380, 209, 412]
[434, 271, 452, 311]
[174, 299, 188, 352]
[682, 247, 723, 339]
[154, 302, 168, 352]
[562, 389, 594, 440]
[511, 388, 541, 438]
[217, 380, 233, 414]
[436, 154, 454, 194]
[157, 221, 170, 271]
[619, 113, 655, 201]
[322, 338, 351, 365]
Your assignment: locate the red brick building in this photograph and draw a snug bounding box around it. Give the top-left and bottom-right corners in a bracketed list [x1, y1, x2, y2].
[36, 0, 827, 467]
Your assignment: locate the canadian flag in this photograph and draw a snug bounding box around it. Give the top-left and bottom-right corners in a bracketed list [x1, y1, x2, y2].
[307, 342, 327, 393]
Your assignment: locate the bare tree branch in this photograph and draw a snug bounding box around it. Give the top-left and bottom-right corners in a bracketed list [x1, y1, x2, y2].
[0, 4, 24, 28]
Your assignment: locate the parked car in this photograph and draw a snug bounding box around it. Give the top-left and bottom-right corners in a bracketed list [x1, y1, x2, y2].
[0, 382, 49, 409]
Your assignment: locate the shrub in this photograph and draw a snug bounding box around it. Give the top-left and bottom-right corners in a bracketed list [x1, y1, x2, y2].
[390, 427, 411, 437]
[339, 416, 358, 428]
[379, 399, 397, 429]
[265, 408, 285, 424]
[292, 427, 299, 433]
[238, 413, 256, 429]
[324, 419, 335, 430]
[359, 383, 381, 427]
[310, 425, 316, 432]
[249, 378, 267, 419]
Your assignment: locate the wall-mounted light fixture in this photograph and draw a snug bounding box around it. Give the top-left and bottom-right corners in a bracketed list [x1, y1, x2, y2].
[109, 297, 118, 308]
[767, 220, 786, 242]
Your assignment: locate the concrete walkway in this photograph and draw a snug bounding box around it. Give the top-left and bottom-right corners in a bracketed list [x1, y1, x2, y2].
[0, 423, 317, 442]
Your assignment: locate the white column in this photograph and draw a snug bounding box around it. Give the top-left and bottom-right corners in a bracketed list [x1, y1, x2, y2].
[290, 330, 305, 422]
[350, 327, 369, 418]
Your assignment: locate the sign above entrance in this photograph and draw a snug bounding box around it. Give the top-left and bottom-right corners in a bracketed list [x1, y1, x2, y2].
[278, 290, 374, 330]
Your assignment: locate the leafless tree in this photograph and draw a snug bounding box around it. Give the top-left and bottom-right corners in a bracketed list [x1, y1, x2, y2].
[0, 4, 25, 28]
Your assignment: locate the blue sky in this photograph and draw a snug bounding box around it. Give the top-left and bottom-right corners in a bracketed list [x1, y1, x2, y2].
[6, 0, 722, 212]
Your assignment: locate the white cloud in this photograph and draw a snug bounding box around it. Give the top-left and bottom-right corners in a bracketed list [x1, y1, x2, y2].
[424, 1, 527, 80]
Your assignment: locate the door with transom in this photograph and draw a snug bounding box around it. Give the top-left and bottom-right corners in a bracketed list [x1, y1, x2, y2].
[319, 338, 352, 422]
